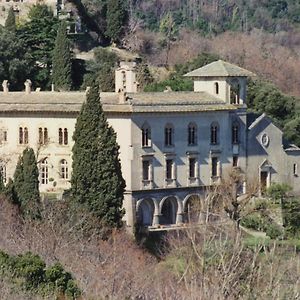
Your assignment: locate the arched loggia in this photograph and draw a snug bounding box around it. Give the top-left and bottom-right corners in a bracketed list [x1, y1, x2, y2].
[159, 196, 183, 225]
[136, 198, 159, 226]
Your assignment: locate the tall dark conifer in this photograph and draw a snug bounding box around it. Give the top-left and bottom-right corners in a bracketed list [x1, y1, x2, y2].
[106, 0, 127, 44]
[5, 7, 16, 32]
[13, 148, 40, 217]
[52, 21, 72, 91]
[71, 83, 125, 227]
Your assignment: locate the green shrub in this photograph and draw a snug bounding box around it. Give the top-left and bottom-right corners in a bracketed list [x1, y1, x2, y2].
[265, 223, 283, 239]
[14, 252, 45, 289]
[0, 251, 81, 298]
[241, 213, 264, 231]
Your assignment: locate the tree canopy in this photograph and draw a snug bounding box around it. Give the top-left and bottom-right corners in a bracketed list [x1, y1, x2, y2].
[17, 4, 59, 90]
[52, 21, 72, 91]
[13, 148, 40, 217]
[71, 83, 125, 227]
[5, 7, 16, 32]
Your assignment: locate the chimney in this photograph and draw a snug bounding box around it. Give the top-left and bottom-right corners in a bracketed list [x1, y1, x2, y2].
[2, 80, 9, 94]
[118, 90, 127, 104]
[24, 79, 32, 94]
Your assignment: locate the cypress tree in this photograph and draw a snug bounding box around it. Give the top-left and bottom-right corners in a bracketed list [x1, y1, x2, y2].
[106, 0, 127, 44]
[52, 21, 72, 91]
[0, 168, 4, 193]
[71, 83, 125, 227]
[13, 148, 40, 217]
[5, 7, 16, 32]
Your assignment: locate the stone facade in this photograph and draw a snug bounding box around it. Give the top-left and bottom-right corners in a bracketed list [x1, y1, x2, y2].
[0, 60, 299, 231]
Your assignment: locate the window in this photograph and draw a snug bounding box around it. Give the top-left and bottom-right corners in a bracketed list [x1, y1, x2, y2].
[210, 123, 219, 145]
[60, 159, 68, 179]
[232, 123, 239, 144]
[59, 128, 68, 145]
[0, 129, 7, 144]
[64, 128, 68, 145]
[38, 127, 48, 145]
[233, 156, 238, 167]
[40, 159, 48, 184]
[0, 161, 6, 183]
[166, 159, 173, 180]
[293, 163, 298, 176]
[188, 123, 197, 146]
[211, 157, 219, 177]
[19, 127, 28, 144]
[142, 160, 150, 181]
[165, 124, 174, 146]
[142, 123, 151, 147]
[215, 82, 219, 95]
[189, 158, 196, 178]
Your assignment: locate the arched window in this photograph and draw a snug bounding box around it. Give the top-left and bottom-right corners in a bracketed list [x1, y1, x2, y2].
[165, 124, 174, 147]
[59, 128, 63, 144]
[63, 128, 68, 145]
[214, 82, 219, 95]
[142, 123, 151, 147]
[19, 127, 23, 144]
[19, 127, 28, 144]
[38, 127, 48, 145]
[0, 161, 6, 183]
[230, 79, 240, 104]
[232, 122, 239, 144]
[188, 123, 197, 146]
[24, 127, 28, 144]
[293, 163, 298, 176]
[210, 122, 219, 145]
[58, 128, 68, 145]
[60, 159, 68, 179]
[40, 159, 48, 184]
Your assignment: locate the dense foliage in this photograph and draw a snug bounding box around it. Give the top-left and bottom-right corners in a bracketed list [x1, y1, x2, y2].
[71, 83, 125, 227]
[52, 21, 72, 91]
[144, 52, 218, 92]
[132, 0, 300, 34]
[4, 7, 16, 32]
[0, 251, 80, 298]
[17, 4, 59, 90]
[13, 148, 40, 217]
[82, 47, 118, 91]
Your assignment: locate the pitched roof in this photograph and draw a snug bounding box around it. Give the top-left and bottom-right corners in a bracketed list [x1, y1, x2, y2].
[184, 60, 255, 78]
[0, 91, 237, 114]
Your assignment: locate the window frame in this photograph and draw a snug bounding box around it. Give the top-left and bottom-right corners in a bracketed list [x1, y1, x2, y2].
[210, 122, 219, 145]
[164, 123, 174, 147]
[188, 122, 197, 146]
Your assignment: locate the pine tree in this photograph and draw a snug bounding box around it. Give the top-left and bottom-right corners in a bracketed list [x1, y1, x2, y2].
[52, 21, 72, 91]
[71, 83, 125, 227]
[13, 148, 40, 217]
[106, 0, 127, 44]
[5, 7, 16, 32]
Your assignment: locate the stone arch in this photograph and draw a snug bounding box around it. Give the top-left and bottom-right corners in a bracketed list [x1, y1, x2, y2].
[183, 194, 202, 223]
[136, 198, 158, 226]
[159, 195, 182, 225]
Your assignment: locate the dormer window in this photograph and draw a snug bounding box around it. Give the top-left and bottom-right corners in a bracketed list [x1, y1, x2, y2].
[214, 82, 219, 95]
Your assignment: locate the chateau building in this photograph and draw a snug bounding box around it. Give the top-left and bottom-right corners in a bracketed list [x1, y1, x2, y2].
[0, 60, 299, 230]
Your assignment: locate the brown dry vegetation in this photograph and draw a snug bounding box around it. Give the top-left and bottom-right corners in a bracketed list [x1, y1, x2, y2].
[125, 28, 300, 97]
[0, 193, 299, 299]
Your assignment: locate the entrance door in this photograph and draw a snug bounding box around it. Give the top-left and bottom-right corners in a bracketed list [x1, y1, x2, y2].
[260, 171, 268, 194]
